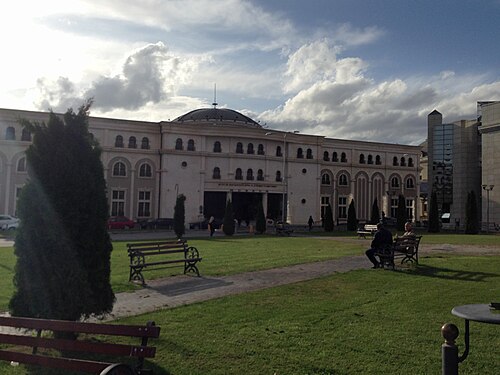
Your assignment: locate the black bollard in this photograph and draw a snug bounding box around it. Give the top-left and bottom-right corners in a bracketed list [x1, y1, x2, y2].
[441, 323, 459, 375]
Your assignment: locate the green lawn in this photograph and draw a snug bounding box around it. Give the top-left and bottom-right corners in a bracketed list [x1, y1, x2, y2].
[0, 232, 499, 374]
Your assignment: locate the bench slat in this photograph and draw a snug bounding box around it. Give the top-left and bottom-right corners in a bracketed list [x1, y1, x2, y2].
[133, 258, 203, 268]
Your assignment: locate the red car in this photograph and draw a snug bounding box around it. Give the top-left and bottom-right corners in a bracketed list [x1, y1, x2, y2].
[107, 216, 135, 230]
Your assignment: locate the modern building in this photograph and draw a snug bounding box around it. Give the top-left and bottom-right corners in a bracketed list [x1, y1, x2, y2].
[427, 101, 500, 229]
[1, 106, 421, 227]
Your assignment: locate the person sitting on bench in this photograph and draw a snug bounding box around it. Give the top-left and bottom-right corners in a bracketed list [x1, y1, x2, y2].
[365, 222, 393, 268]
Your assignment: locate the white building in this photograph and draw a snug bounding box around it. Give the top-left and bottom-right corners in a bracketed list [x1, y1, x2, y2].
[0, 106, 421, 227]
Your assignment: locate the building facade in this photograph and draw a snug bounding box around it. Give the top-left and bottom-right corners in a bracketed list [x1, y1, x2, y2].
[0, 106, 421, 227]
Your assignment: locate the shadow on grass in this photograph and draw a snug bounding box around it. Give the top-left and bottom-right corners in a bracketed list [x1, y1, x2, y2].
[399, 261, 499, 282]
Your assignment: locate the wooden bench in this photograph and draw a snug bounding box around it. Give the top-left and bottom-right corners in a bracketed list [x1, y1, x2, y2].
[376, 235, 423, 270]
[0, 316, 160, 374]
[275, 222, 293, 236]
[357, 224, 378, 238]
[127, 240, 202, 285]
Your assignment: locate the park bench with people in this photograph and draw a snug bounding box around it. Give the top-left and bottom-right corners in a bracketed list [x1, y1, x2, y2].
[0, 316, 160, 374]
[127, 239, 202, 284]
[275, 221, 293, 236]
[375, 235, 423, 270]
[357, 224, 378, 238]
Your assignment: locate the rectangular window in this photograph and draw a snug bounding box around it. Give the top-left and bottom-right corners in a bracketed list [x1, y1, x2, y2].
[111, 190, 125, 216]
[390, 198, 398, 218]
[137, 191, 151, 217]
[320, 195, 330, 220]
[406, 199, 414, 221]
[338, 196, 347, 219]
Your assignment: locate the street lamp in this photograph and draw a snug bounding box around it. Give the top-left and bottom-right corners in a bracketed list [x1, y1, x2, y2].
[482, 184, 494, 233]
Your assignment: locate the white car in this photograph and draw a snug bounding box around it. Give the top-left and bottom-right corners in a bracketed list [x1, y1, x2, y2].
[0, 214, 20, 230]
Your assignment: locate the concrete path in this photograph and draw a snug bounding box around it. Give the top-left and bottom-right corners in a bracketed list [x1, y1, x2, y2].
[106, 255, 369, 320]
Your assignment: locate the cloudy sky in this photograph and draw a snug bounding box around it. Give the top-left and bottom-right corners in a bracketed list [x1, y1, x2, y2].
[1, 0, 499, 145]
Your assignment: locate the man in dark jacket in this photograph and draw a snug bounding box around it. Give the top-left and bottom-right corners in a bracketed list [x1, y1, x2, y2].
[365, 222, 393, 268]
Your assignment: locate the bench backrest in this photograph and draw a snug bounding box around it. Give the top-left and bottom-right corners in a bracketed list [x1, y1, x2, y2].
[394, 235, 422, 249]
[0, 316, 160, 373]
[364, 224, 378, 231]
[127, 240, 188, 255]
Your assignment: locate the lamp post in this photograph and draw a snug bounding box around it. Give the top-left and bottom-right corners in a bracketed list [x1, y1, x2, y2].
[482, 184, 494, 233]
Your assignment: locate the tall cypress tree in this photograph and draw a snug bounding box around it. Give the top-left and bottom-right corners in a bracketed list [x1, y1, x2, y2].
[10, 101, 114, 320]
[255, 200, 266, 234]
[396, 194, 407, 232]
[370, 198, 380, 224]
[324, 203, 334, 232]
[347, 199, 357, 231]
[223, 200, 235, 235]
[465, 190, 479, 234]
[428, 191, 440, 233]
[174, 194, 186, 239]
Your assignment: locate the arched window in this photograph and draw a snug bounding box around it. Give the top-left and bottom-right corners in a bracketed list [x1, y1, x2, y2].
[321, 173, 331, 185]
[141, 137, 150, 149]
[341, 152, 347, 162]
[408, 157, 414, 167]
[213, 141, 222, 152]
[406, 177, 415, 189]
[235, 168, 243, 180]
[375, 155, 381, 165]
[115, 135, 124, 148]
[276, 170, 282, 182]
[21, 128, 31, 142]
[128, 136, 137, 148]
[257, 144, 264, 155]
[175, 138, 183, 150]
[393, 156, 399, 166]
[400, 157, 406, 166]
[276, 146, 282, 157]
[332, 152, 338, 162]
[247, 143, 254, 154]
[6, 127, 15, 140]
[236, 142, 243, 153]
[359, 154, 365, 164]
[113, 162, 127, 177]
[306, 148, 313, 159]
[186, 139, 195, 151]
[246, 168, 254, 180]
[297, 148, 304, 158]
[17, 157, 26, 172]
[339, 174, 348, 186]
[213, 167, 221, 179]
[139, 163, 152, 177]
[391, 176, 400, 188]
[257, 169, 264, 181]
[367, 155, 373, 164]
[323, 151, 329, 161]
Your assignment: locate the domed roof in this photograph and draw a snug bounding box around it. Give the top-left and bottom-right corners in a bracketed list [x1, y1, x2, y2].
[173, 107, 261, 128]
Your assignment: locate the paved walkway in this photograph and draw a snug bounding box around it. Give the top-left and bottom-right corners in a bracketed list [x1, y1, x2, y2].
[106, 255, 369, 320]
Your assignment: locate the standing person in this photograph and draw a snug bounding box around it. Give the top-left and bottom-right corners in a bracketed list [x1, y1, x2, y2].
[208, 216, 215, 237]
[365, 222, 393, 268]
[308, 216, 314, 231]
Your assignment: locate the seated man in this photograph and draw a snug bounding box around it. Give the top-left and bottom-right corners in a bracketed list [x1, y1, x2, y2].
[394, 221, 416, 251]
[365, 222, 393, 268]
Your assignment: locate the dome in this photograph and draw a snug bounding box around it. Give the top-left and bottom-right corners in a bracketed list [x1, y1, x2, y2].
[173, 108, 261, 128]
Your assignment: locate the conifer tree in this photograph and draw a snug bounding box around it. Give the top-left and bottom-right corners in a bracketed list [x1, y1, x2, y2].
[223, 200, 235, 235]
[370, 198, 380, 224]
[465, 190, 479, 234]
[396, 194, 407, 232]
[10, 101, 114, 320]
[324, 203, 334, 232]
[174, 194, 186, 239]
[428, 191, 440, 233]
[255, 200, 266, 234]
[347, 199, 357, 231]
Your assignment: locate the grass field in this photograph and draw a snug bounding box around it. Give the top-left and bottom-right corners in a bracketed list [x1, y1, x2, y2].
[0, 232, 499, 374]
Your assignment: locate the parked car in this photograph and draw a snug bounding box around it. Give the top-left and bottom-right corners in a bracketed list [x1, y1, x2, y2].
[0, 214, 19, 230]
[145, 218, 174, 230]
[107, 216, 135, 230]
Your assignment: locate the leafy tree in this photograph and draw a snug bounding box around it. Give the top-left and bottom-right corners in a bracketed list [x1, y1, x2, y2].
[396, 194, 407, 232]
[347, 199, 357, 231]
[324, 203, 334, 232]
[255, 200, 266, 234]
[465, 190, 479, 234]
[428, 191, 440, 233]
[174, 194, 186, 239]
[10, 101, 114, 321]
[223, 200, 235, 236]
[370, 198, 380, 224]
